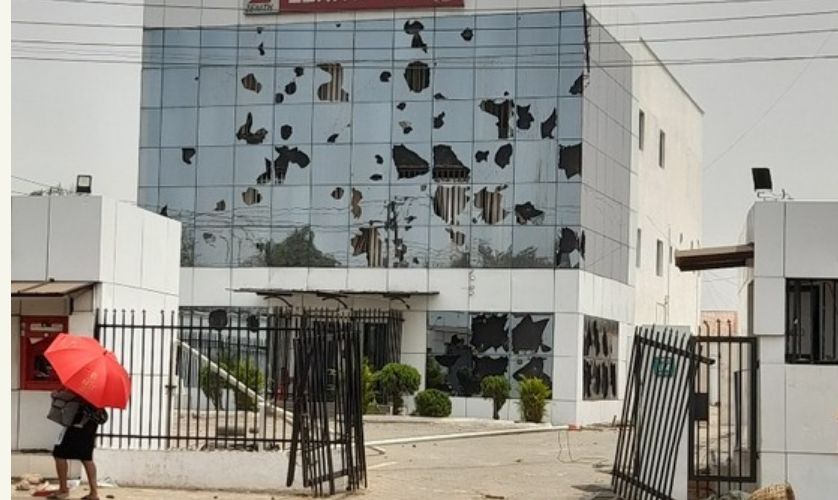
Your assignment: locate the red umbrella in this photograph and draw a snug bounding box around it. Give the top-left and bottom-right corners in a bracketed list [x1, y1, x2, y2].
[44, 333, 131, 409]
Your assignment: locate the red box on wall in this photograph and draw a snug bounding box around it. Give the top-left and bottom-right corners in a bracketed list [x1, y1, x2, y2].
[20, 316, 68, 391]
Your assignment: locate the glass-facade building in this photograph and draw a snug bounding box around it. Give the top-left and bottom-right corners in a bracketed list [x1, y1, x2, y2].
[138, 9, 632, 282]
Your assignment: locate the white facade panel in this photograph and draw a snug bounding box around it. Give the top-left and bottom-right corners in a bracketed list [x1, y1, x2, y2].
[510, 270, 555, 313]
[752, 277, 786, 336]
[786, 453, 838, 500]
[784, 202, 838, 279]
[113, 201, 145, 288]
[11, 197, 50, 281]
[752, 201, 786, 278]
[468, 270, 512, 311]
[347, 267, 388, 291]
[784, 365, 838, 454]
[47, 196, 104, 282]
[429, 269, 471, 312]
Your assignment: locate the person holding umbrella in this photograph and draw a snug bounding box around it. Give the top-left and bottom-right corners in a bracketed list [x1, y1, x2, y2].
[48, 388, 108, 500]
[42, 334, 131, 500]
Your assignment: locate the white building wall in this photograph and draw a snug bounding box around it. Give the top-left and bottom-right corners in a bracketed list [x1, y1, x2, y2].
[747, 201, 838, 499]
[11, 195, 181, 457]
[632, 41, 703, 330]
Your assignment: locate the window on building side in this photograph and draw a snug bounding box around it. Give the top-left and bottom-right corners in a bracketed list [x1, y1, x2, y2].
[656, 239, 664, 277]
[659, 130, 666, 168]
[786, 279, 838, 364]
[636, 228, 642, 267]
[638, 110, 645, 150]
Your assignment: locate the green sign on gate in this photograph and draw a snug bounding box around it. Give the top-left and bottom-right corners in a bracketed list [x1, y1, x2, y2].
[652, 356, 675, 378]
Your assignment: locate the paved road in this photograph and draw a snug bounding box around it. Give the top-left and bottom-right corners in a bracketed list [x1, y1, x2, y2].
[13, 418, 618, 500]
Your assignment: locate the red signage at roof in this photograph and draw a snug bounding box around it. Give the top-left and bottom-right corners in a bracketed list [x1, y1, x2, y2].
[279, 0, 464, 13]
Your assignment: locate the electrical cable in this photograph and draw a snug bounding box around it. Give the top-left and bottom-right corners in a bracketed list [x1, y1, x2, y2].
[11, 7, 838, 31]
[12, 26, 838, 52]
[12, 174, 55, 188]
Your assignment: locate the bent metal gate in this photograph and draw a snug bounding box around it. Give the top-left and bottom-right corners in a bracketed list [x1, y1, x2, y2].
[612, 326, 712, 500]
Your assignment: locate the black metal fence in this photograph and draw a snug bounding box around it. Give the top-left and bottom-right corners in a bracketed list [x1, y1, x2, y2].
[612, 326, 711, 500]
[688, 336, 758, 498]
[94, 307, 401, 479]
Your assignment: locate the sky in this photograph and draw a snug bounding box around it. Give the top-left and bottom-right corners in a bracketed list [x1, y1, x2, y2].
[8, 0, 838, 312]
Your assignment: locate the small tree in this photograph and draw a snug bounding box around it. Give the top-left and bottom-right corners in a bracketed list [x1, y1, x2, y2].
[414, 389, 452, 417]
[199, 357, 265, 411]
[480, 375, 511, 420]
[361, 357, 377, 414]
[517, 377, 551, 423]
[376, 362, 421, 415]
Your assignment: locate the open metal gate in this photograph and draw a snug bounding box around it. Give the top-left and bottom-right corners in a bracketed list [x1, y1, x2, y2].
[688, 336, 758, 499]
[286, 312, 367, 497]
[612, 326, 710, 500]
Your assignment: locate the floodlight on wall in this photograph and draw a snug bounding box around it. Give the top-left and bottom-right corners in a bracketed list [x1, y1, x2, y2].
[751, 167, 791, 200]
[76, 174, 93, 194]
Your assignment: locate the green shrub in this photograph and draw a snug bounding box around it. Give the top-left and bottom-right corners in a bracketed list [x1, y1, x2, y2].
[517, 377, 551, 423]
[480, 375, 511, 420]
[425, 358, 447, 391]
[376, 362, 421, 415]
[199, 358, 265, 411]
[414, 389, 452, 418]
[361, 357, 377, 414]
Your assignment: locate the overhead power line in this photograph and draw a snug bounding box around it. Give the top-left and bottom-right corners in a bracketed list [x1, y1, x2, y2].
[12, 0, 831, 13]
[12, 174, 55, 188]
[12, 7, 838, 31]
[11, 52, 838, 66]
[12, 26, 838, 52]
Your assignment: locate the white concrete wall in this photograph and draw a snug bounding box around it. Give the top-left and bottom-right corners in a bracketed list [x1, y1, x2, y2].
[11, 195, 182, 454]
[96, 449, 304, 490]
[746, 201, 838, 499]
[631, 41, 703, 330]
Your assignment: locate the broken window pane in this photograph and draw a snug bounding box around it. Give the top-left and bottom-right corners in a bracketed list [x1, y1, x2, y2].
[195, 186, 234, 227]
[232, 145, 273, 186]
[582, 316, 619, 400]
[236, 66, 274, 106]
[159, 148, 196, 187]
[193, 225, 232, 267]
[273, 103, 313, 145]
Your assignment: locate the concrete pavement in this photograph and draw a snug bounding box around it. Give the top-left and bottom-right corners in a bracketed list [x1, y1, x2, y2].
[13, 417, 618, 500]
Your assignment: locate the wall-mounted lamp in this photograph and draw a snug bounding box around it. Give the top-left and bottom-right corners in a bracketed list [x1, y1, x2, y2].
[76, 174, 93, 194]
[751, 167, 790, 200]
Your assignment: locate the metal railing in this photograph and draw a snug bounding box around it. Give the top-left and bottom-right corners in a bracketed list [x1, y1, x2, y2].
[94, 307, 402, 453]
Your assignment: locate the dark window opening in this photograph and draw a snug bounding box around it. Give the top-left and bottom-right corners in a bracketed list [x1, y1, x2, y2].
[786, 279, 838, 364]
[656, 239, 664, 277]
[639, 110, 645, 150]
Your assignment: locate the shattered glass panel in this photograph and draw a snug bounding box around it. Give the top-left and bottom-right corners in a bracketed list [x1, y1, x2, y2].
[390, 184, 431, 227]
[353, 51, 394, 103]
[234, 226, 271, 267]
[275, 65, 314, 105]
[310, 185, 350, 227]
[312, 103, 353, 145]
[582, 316, 619, 400]
[429, 224, 470, 268]
[391, 224, 429, 269]
[158, 187, 196, 225]
[273, 103, 313, 145]
[237, 66, 275, 106]
[432, 100, 473, 143]
[351, 143, 392, 185]
[470, 225, 513, 268]
[426, 311, 554, 397]
[510, 355, 553, 398]
[471, 141, 515, 184]
[195, 186, 234, 227]
[233, 188, 271, 227]
[233, 145, 274, 186]
[193, 225, 233, 267]
[556, 226, 584, 269]
[512, 227, 555, 269]
[429, 182, 471, 227]
[392, 100, 432, 144]
[514, 182, 556, 226]
[159, 147, 196, 187]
